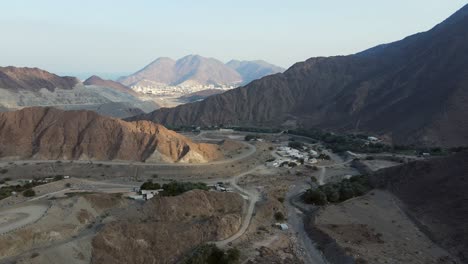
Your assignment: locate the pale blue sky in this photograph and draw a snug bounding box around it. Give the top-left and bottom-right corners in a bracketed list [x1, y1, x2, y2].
[0, 0, 466, 77]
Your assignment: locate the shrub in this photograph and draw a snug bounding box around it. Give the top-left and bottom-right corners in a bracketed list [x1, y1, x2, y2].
[23, 189, 36, 197]
[288, 141, 303, 149]
[183, 244, 240, 264]
[140, 180, 161, 190]
[277, 197, 285, 203]
[302, 189, 327, 205]
[0, 169, 8, 174]
[161, 181, 208, 196]
[274, 211, 285, 221]
[320, 185, 340, 203]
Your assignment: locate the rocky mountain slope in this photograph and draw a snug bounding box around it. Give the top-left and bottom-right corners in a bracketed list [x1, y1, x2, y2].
[119, 55, 242, 87]
[0, 66, 78, 92]
[0, 107, 222, 163]
[226, 59, 285, 84]
[92, 190, 244, 264]
[372, 152, 468, 262]
[129, 4, 468, 147]
[0, 67, 158, 118]
[84, 75, 138, 96]
[178, 89, 226, 103]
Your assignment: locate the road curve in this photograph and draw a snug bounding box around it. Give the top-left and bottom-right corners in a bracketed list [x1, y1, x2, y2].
[214, 166, 262, 247]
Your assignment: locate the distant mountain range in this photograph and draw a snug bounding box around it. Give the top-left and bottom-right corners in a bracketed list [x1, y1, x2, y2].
[118, 55, 285, 87]
[0, 67, 158, 118]
[128, 4, 468, 147]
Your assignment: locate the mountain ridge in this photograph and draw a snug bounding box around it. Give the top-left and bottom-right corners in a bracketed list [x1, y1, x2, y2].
[128, 4, 468, 147]
[0, 107, 222, 163]
[118, 55, 284, 87]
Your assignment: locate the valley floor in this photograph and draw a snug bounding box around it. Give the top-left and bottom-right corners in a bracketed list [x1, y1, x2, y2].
[0, 130, 454, 264]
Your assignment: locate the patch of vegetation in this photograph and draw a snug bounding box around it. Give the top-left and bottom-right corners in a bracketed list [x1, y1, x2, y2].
[140, 180, 161, 190]
[0, 169, 8, 174]
[23, 189, 36, 197]
[302, 175, 372, 205]
[288, 141, 304, 149]
[288, 129, 391, 153]
[161, 181, 209, 196]
[277, 197, 285, 203]
[183, 244, 240, 264]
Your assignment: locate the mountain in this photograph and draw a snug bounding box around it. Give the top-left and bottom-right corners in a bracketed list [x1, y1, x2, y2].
[226, 60, 285, 84]
[0, 107, 222, 163]
[118, 55, 242, 87]
[178, 89, 226, 103]
[0, 66, 78, 92]
[0, 67, 159, 118]
[372, 151, 468, 262]
[128, 5, 468, 147]
[84, 75, 138, 96]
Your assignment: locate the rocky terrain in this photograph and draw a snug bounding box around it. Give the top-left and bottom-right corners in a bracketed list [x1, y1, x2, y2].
[92, 190, 244, 264]
[0, 107, 222, 163]
[0, 66, 78, 92]
[129, 4, 468, 147]
[83, 75, 138, 96]
[226, 59, 285, 85]
[0, 67, 158, 118]
[371, 152, 468, 262]
[178, 89, 226, 103]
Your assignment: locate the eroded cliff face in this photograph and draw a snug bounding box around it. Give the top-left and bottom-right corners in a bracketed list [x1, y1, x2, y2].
[0, 107, 222, 163]
[92, 190, 244, 264]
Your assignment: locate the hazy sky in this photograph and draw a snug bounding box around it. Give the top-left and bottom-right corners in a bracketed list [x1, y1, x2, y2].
[0, 0, 466, 76]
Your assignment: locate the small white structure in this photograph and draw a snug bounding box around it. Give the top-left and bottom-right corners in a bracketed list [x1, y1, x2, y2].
[275, 223, 289, 230]
[309, 150, 318, 157]
[219, 128, 234, 133]
[368, 136, 379, 142]
[422, 153, 431, 157]
[63, 176, 70, 179]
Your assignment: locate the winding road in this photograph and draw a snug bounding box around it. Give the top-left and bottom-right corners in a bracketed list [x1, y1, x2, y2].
[214, 166, 262, 247]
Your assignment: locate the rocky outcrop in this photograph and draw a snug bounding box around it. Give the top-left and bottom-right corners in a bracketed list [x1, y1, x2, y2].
[0, 107, 222, 163]
[0, 66, 78, 92]
[84, 75, 138, 96]
[92, 190, 244, 264]
[129, 4, 468, 147]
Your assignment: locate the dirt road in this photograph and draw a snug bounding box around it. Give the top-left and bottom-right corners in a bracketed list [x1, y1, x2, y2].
[214, 166, 262, 247]
[0, 203, 49, 235]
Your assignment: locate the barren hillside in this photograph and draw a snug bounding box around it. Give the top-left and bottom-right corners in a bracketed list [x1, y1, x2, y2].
[92, 190, 244, 264]
[0, 107, 222, 163]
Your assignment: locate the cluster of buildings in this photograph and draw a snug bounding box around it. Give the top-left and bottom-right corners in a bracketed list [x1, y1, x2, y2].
[131, 83, 234, 97]
[271, 146, 319, 167]
[129, 187, 163, 201]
